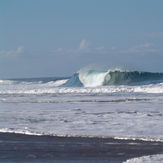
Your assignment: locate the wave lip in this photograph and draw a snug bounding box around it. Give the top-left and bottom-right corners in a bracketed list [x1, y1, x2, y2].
[79, 70, 109, 87]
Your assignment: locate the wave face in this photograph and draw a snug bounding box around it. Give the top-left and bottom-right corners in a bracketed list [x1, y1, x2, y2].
[63, 69, 163, 87]
[62, 73, 83, 87]
[105, 70, 163, 85]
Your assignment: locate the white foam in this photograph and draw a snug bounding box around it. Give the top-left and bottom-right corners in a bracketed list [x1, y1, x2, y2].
[123, 154, 163, 163]
[114, 136, 163, 142]
[0, 80, 16, 85]
[1, 128, 163, 143]
[0, 76, 163, 95]
[46, 79, 68, 86]
[134, 83, 163, 93]
[0, 128, 42, 136]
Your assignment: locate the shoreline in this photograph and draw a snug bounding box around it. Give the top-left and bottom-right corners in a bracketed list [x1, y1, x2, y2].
[0, 132, 163, 163]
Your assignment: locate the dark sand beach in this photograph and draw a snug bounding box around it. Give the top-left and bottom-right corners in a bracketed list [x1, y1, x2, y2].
[0, 133, 163, 163]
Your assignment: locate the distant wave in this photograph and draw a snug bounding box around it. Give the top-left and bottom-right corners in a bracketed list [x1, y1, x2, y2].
[0, 77, 68, 86]
[63, 69, 163, 87]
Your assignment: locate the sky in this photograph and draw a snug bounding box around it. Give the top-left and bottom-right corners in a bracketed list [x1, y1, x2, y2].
[1, 0, 163, 78]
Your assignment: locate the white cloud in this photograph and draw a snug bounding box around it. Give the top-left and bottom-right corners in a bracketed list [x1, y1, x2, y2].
[53, 40, 107, 56]
[0, 46, 24, 56]
[136, 43, 151, 48]
[79, 39, 89, 50]
[129, 43, 152, 52]
[120, 43, 158, 54]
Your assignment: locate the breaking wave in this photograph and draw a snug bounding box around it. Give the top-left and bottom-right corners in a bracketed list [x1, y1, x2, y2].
[0, 69, 163, 95]
[63, 69, 163, 87]
[1, 69, 163, 88]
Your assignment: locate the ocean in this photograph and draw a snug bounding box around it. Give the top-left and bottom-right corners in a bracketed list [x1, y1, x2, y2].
[0, 69, 163, 162]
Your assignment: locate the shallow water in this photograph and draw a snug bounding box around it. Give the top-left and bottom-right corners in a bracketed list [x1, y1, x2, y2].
[0, 91, 163, 139]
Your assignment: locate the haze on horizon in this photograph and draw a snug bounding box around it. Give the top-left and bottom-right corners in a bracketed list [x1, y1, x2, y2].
[1, 0, 163, 78]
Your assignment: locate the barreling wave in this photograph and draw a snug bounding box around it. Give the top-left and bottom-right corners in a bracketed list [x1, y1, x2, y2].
[63, 69, 163, 87]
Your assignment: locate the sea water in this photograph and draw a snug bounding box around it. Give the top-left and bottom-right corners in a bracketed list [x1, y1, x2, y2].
[0, 69, 163, 162]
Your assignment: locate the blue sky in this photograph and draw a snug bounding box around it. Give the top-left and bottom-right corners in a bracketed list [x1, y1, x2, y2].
[1, 0, 163, 78]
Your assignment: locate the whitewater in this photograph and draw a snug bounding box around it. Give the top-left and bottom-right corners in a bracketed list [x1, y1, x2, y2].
[0, 69, 163, 137]
[1, 68, 163, 162]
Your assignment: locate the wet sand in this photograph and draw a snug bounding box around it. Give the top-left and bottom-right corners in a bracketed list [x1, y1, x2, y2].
[0, 132, 163, 163]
